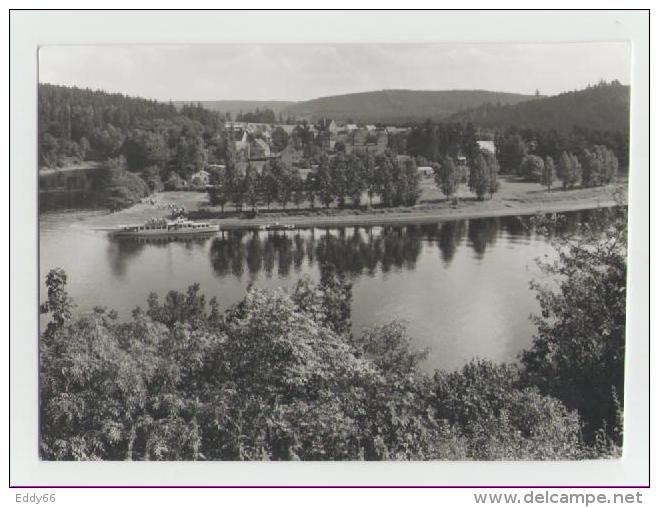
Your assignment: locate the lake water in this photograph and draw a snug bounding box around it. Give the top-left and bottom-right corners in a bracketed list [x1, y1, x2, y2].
[39, 210, 599, 372]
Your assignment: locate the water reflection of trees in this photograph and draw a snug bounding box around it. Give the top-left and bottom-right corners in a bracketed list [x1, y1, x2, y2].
[467, 218, 500, 260]
[207, 210, 602, 278]
[106, 236, 211, 278]
[105, 209, 602, 279]
[209, 225, 431, 279]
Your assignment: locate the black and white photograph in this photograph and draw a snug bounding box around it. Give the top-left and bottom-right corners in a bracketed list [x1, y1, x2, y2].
[8, 9, 651, 494]
[34, 39, 632, 463]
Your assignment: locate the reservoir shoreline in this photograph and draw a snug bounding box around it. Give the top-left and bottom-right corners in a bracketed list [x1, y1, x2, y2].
[61, 179, 625, 232]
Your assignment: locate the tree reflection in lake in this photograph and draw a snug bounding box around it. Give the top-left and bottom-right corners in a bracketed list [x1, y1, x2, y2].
[467, 218, 500, 260]
[41, 207, 619, 373]
[104, 211, 599, 282]
[203, 212, 594, 280]
[107, 236, 211, 279]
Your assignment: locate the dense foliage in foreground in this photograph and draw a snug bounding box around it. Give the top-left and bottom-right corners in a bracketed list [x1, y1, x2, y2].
[39, 210, 626, 461]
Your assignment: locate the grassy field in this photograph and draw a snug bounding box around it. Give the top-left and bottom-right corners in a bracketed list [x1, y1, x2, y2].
[83, 176, 627, 230]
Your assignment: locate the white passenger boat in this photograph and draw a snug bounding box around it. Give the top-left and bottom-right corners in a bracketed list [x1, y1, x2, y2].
[111, 216, 220, 238]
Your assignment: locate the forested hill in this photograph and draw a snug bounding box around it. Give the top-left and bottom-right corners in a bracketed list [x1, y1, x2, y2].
[281, 89, 536, 123]
[175, 100, 295, 119]
[39, 83, 181, 142]
[447, 81, 630, 133]
[38, 83, 226, 170]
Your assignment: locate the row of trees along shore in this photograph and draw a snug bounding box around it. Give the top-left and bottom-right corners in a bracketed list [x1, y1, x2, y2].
[209, 141, 618, 216]
[432, 144, 619, 202]
[40, 207, 626, 460]
[208, 151, 423, 214]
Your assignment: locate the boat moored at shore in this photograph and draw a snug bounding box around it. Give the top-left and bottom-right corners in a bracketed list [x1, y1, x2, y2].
[110, 217, 219, 238]
[260, 222, 296, 231]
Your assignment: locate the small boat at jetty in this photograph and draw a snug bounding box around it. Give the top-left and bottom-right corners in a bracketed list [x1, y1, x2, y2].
[110, 216, 219, 238]
[261, 222, 296, 231]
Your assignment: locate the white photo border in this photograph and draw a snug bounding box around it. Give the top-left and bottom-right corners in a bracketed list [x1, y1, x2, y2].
[9, 9, 650, 487]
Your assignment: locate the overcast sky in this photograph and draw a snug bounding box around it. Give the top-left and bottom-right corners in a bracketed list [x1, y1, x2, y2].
[38, 43, 630, 102]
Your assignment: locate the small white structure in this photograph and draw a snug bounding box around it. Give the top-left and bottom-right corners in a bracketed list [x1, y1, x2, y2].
[385, 126, 409, 136]
[418, 166, 434, 178]
[477, 140, 496, 154]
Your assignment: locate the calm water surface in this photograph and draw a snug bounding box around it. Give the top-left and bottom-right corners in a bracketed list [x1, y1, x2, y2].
[39, 210, 598, 371]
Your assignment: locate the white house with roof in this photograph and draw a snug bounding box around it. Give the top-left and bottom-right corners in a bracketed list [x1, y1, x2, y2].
[279, 124, 298, 135]
[385, 126, 409, 136]
[477, 140, 496, 155]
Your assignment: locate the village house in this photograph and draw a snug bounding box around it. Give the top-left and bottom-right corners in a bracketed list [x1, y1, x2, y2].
[417, 166, 434, 178]
[190, 169, 210, 188]
[477, 140, 496, 155]
[250, 138, 271, 160]
[279, 124, 298, 136]
[206, 163, 226, 172]
[318, 118, 338, 136]
[456, 156, 469, 169]
[385, 126, 409, 136]
[233, 132, 272, 161]
[277, 144, 304, 166]
[233, 131, 249, 155]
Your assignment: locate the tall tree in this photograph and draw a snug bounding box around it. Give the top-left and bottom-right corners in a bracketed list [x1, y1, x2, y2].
[557, 151, 581, 190]
[122, 130, 169, 173]
[272, 159, 293, 210]
[316, 155, 334, 208]
[290, 169, 305, 209]
[207, 167, 230, 216]
[362, 151, 377, 207]
[401, 157, 422, 206]
[271, 126, 289, 153]
[435, 156, 460, 200]
[346, 154, 366, 206]
[376, 153, 396, 207]
[259, 161, 278, 209]
[468, 154, 490, 201]
[581, 146, 619, 187]
[541, 156, 556, 192]
[483, 150, 500, 198]
[305, 171, 317, 210]
[462, 123, 481, 164]
[331, 153, 349, 208]
[229, 165, 245, 211]
[243, 164, 259, 212]
[496, 134, 527, 175]
[520, 154, 545, 182]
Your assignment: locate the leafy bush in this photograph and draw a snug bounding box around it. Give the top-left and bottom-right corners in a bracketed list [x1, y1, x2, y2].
[522, 207, 626, 448]
[92, 157, 150, 211]
[39, 262, 619, 461]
